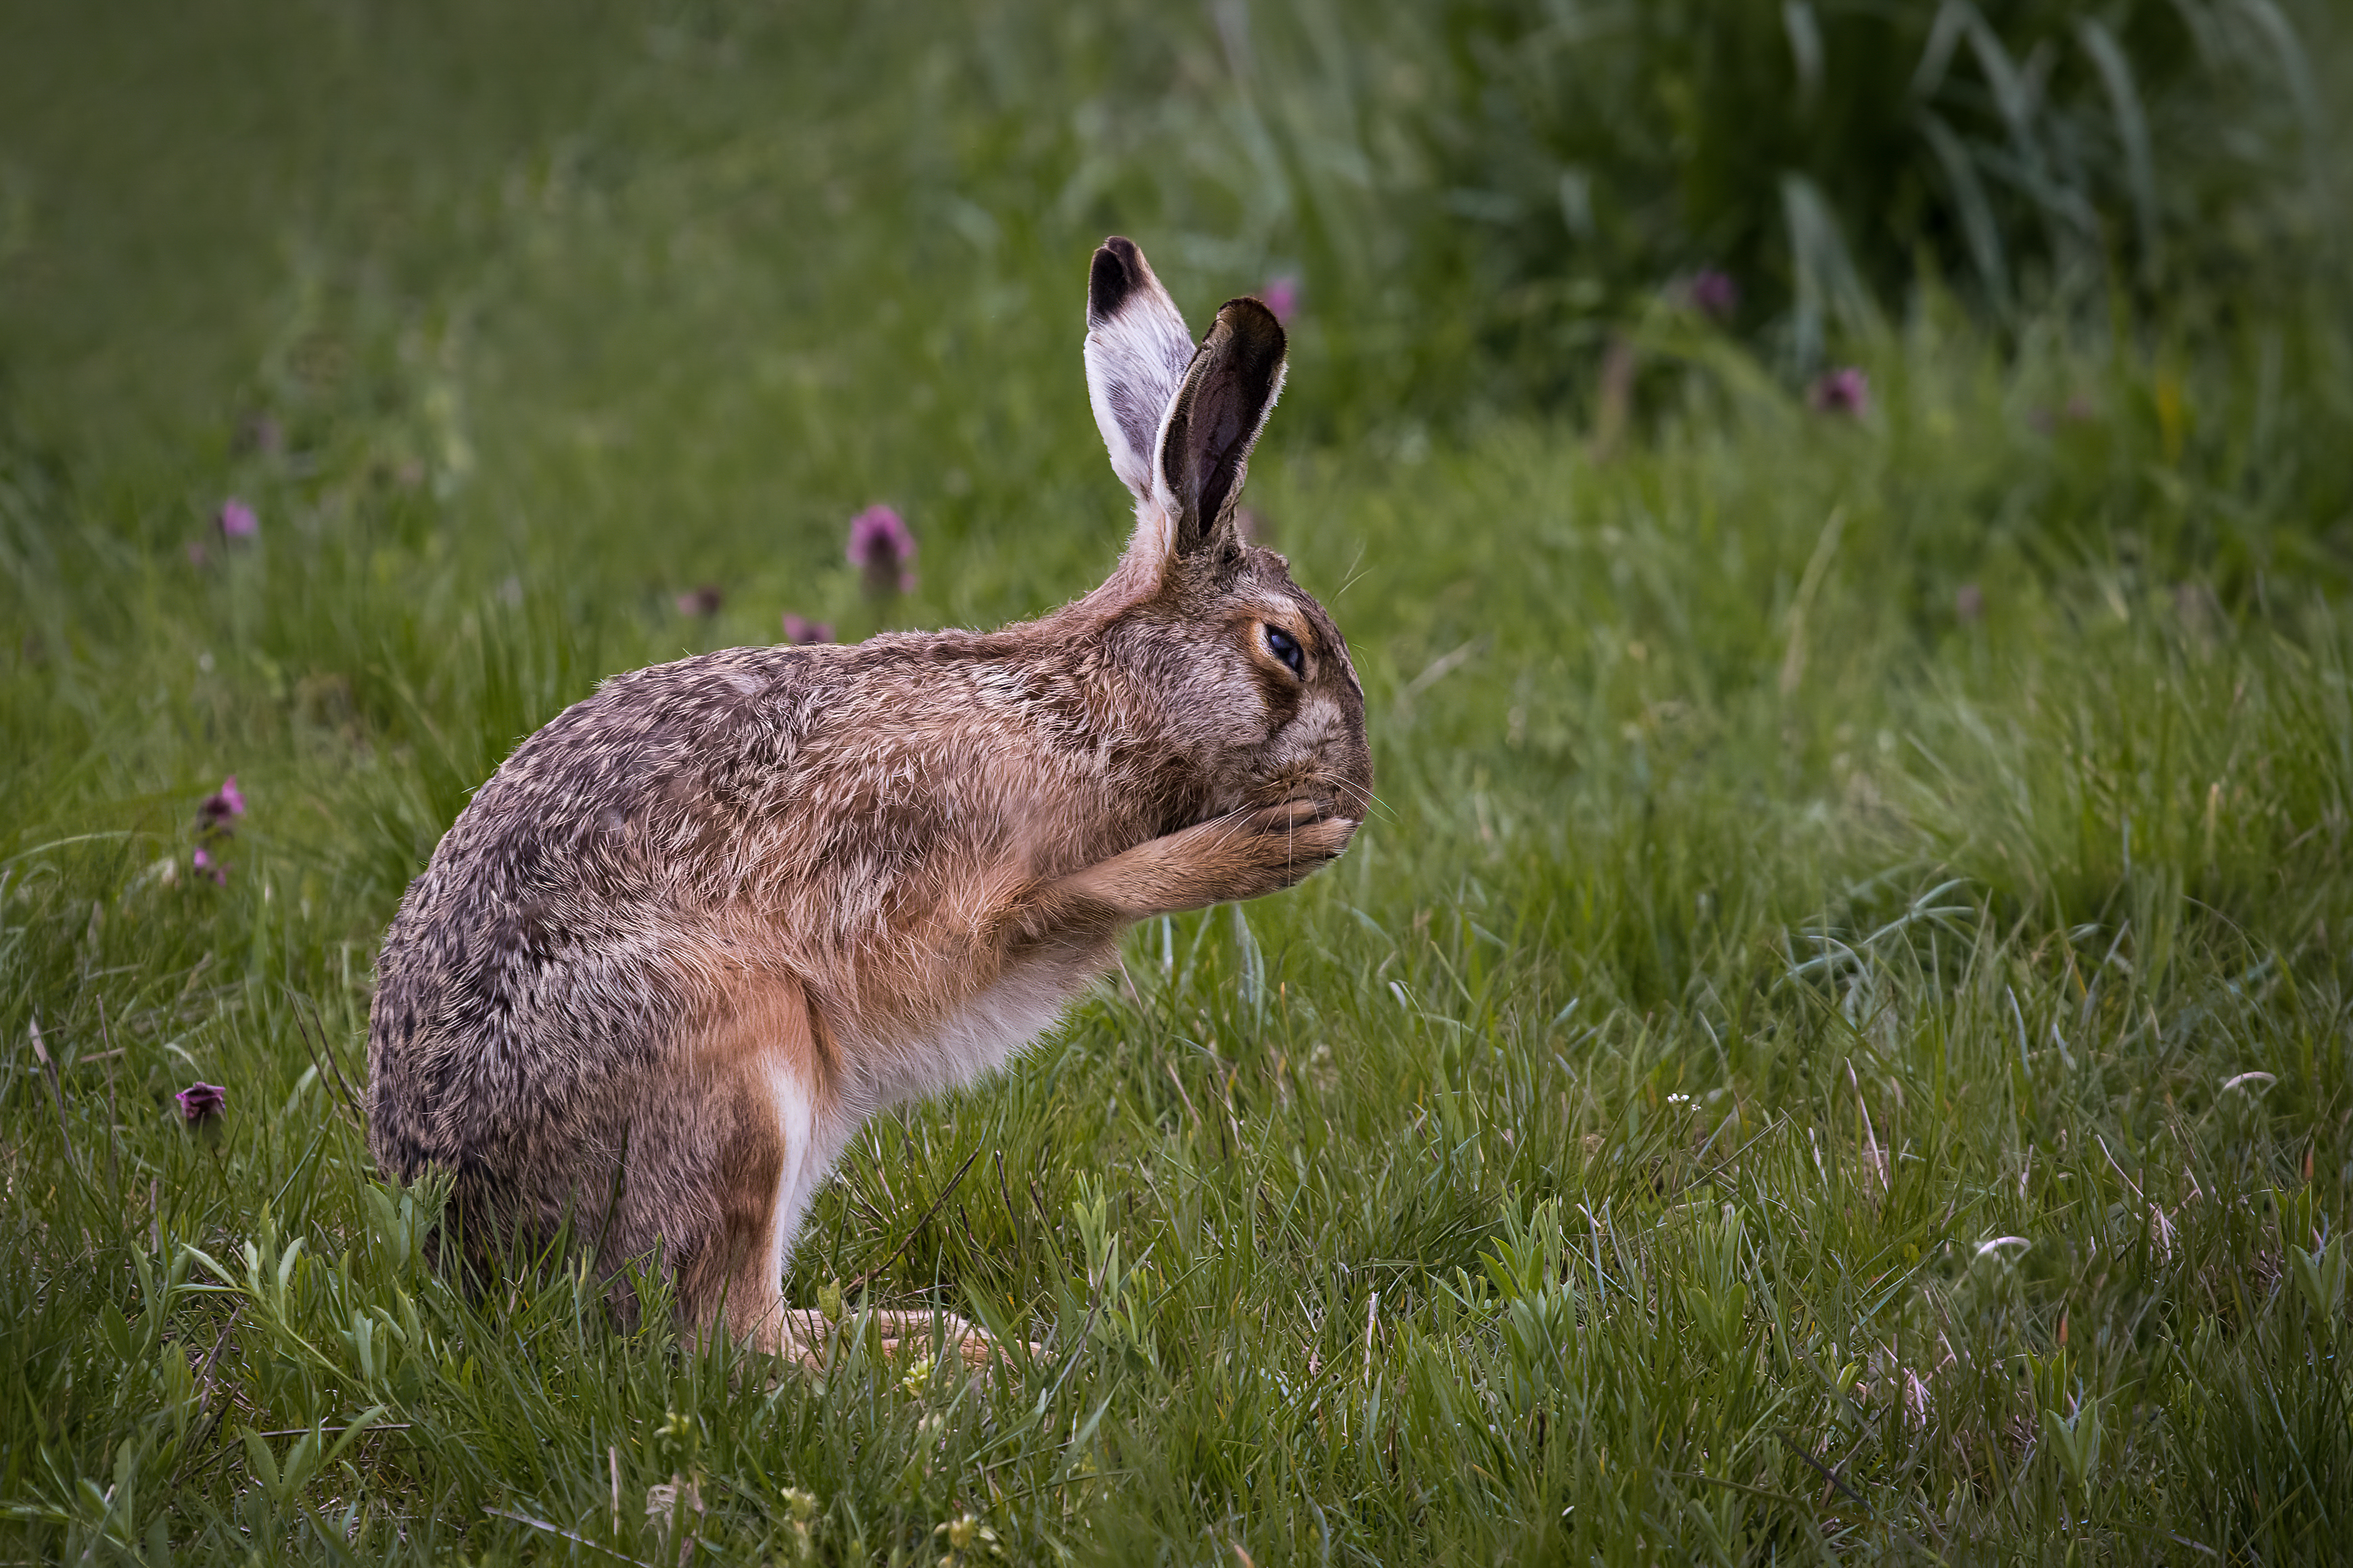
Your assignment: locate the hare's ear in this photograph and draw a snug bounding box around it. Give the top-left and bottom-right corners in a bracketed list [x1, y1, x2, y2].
[1155, 296, 1286, 560]
[1085, 238, 1196, 505]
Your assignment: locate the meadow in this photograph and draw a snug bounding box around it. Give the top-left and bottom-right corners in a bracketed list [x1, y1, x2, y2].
[3, 1, 2350, 1561]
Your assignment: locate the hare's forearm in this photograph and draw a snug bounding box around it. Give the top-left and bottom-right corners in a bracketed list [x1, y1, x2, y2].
[1038, 801, 1357, 924]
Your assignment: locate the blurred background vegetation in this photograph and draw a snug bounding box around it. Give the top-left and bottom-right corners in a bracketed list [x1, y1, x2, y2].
[5, 0, 2347, 510]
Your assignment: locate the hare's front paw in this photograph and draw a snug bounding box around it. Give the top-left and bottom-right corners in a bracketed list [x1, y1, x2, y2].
[1242, 804, 1355, 851]
[1242, 799, 1359, 861]
[1202, 799, 1357, 900]
[1045, 799, 1360, 922]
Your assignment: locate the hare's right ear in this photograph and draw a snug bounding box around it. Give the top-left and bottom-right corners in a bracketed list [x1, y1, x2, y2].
[1085, 237, 1196, 506]
[1153, 296, 1286, 561]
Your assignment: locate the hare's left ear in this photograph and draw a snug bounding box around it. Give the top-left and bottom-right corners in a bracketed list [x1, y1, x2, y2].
[1084, 237, 1196, 505]
[1155, 296, 1286, 561]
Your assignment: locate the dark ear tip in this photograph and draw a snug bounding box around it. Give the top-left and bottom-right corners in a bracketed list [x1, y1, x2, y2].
[1088, 237, 1146, 327]
[1214, 295, 1288, 360]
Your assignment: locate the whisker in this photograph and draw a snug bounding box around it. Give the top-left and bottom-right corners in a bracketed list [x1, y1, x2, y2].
[1329, 542, 1372, 601]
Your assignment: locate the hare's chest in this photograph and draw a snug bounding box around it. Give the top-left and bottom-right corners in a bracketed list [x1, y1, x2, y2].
[887, 947, 1110, 1104]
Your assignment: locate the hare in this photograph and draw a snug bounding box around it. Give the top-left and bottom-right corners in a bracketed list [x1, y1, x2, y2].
[367, 237, 1370, 1365]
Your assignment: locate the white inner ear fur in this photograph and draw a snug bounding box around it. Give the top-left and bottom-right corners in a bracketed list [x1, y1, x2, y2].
[1085, 283, 1196, 505]
[1127, 393, 1188, 577]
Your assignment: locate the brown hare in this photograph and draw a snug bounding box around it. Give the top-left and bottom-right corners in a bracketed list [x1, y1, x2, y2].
[367, 237, 1371, 1365]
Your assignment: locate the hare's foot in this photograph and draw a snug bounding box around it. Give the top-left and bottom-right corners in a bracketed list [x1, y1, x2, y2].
[792, 1308, 1040, 1371]
[695, 1306, 825, 1376]
[870, 1309, 996, 1370]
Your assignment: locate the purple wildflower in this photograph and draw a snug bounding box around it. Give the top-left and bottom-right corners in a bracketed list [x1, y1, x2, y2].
[1259, 275, 1300, 325]
[218, 499, 258, 540]
[847, 505, 917, 596]
[1956, 583, 1984, 623]
[1689, 269, 1739, 322]
[1809, 366, 1869, 417]
[175, 1081, 227, 1127]
[781, 613, 834, 646]
[674, 586, 723, 617]
[197, 775, 246, 832]
[193, 776, 242, 881]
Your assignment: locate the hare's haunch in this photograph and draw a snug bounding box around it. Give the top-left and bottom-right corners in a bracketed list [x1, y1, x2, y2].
[367, 238, 1372, 1360]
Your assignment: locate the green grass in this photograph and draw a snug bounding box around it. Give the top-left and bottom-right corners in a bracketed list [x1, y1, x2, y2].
[4, 3, 2352, 1563]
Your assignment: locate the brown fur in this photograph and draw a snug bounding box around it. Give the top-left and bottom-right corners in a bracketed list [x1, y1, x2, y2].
[672, 962, 826, 1346]
[367, 240, 1371, 1360]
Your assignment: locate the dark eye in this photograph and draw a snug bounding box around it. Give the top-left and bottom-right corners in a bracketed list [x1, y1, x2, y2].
[1264, 625, 1304, 677]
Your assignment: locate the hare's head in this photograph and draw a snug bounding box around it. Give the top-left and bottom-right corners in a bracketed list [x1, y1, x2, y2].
[1079, 237, 1371, 831]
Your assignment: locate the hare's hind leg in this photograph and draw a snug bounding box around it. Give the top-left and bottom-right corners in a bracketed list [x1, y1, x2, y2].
[649, 967, 836, 1364]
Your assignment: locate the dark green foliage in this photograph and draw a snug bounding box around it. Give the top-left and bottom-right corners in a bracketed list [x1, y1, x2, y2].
[1409, 0, 2337, 363]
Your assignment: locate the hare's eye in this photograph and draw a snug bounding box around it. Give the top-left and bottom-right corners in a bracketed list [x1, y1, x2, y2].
[1263, 625, 1305, 677]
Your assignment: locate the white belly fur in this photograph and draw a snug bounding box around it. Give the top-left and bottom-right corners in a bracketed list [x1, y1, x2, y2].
[766, 1058, 829, 1288]
[912, 960, 1088, 1095]
[767, 949, 1105, 1276]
